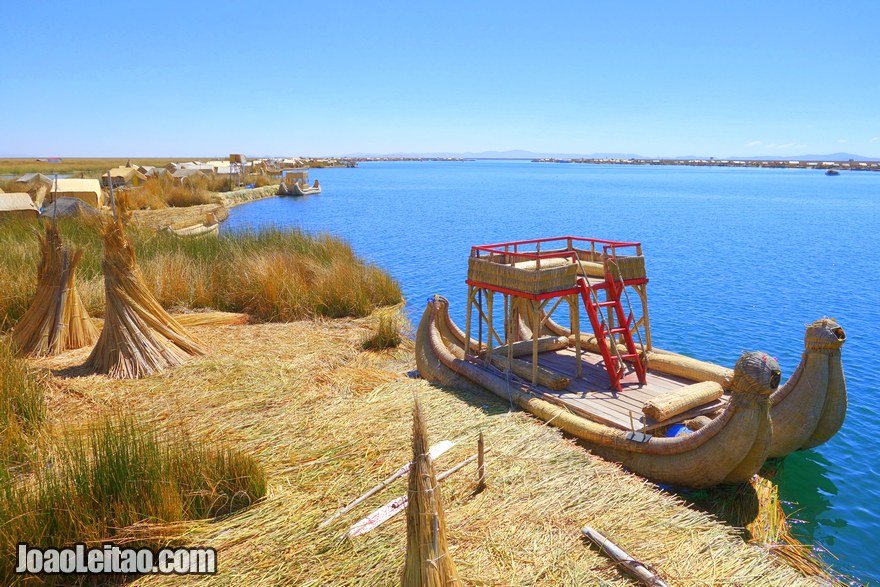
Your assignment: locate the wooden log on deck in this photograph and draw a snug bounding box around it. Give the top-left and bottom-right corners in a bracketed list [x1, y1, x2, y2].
[483, 335, 569, 359]
[488, 354, 571, 390]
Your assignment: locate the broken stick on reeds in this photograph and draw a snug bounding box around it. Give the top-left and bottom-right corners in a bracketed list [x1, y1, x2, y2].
[320, 440, 454, 528]
[12, 223, 99, 357]
[401, 396, 462, 587]
[581, 526, 670, 587]
[347, 448, 489, 538]
[83, 216, 206, 378]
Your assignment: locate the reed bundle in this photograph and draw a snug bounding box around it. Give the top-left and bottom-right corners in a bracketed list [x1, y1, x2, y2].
[83, 218, 205, 378]
[401, 396, 461, 586]
[642, 381, 723, 421]
[11, 224, 98, 357]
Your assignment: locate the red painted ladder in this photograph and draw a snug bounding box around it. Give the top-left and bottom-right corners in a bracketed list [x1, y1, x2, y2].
[577, 275, 647, 392]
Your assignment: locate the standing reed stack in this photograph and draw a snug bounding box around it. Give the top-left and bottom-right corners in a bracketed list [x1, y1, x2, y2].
[12, 223, 99, 357]
[84, 217, 205, 378]
[401, 396, 462, 587]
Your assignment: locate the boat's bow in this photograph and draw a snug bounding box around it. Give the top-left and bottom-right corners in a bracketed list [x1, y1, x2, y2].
[768, 318, 847, 457]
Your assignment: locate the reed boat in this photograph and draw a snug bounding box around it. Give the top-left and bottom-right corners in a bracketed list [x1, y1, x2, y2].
[163, 222, 219, 238]
[414, 236, 847, 488]
[278, 179, 321, 196]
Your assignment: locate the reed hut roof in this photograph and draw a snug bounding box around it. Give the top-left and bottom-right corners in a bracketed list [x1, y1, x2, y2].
[0, 193, 39, 214]
[50, 178, 103, 208]
[172, 168, 206, 180]
[107, 167, 146, 181]
[15, 173, 53, 186]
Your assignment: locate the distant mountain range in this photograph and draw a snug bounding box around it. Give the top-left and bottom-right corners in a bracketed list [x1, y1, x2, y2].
[345, 150, 877, 161]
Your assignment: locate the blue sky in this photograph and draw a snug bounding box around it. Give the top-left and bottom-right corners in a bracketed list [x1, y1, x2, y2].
[2, 1, 878, 158]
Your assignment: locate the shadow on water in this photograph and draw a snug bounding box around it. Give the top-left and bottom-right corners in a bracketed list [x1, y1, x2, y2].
[772, 452, 845, 544]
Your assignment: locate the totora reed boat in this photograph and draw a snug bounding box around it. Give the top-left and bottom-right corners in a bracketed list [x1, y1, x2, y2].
[278, 178, 321, 196]
[414, 236, 847, 488]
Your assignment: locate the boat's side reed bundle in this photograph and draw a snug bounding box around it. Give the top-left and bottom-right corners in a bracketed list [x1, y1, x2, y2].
[401, 395, 462, 587]
[12, 223, 99, 357]
[83, 216, 206, 378]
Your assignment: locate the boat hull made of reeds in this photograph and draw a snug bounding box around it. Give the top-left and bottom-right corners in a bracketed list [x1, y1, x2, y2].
[416, 296, 776, 488]
[509, 299, 848, 459]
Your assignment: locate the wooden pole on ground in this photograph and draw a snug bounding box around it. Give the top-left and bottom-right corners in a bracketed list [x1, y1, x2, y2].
[319, 440, 454, 528]
[581, 526, 669, 587]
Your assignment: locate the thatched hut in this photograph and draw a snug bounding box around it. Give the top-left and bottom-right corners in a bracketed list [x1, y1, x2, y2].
[13, 173, 53, 190]
[171, 168, 207, 184]
[48, 178, 104, 208]
[104, 167, 147, 188]
[0, 193, 39, 223]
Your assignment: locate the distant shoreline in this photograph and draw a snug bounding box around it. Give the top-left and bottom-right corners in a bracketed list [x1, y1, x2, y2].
[351, 156, 880, 170]
[529, 157, 880, 171]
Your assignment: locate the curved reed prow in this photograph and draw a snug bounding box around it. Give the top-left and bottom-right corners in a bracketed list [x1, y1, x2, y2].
[768, 318, 847, 457]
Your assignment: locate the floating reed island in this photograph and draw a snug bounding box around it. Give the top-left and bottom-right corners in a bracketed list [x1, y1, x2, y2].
[1, 215, 854, 583]
[415, 236, 847, 488]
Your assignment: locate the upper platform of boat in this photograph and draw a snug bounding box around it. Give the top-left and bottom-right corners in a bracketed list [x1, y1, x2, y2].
[466, 236, 648, 298]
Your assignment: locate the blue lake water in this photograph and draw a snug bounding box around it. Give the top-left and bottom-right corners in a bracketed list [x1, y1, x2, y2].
[225, 160, 880, 584]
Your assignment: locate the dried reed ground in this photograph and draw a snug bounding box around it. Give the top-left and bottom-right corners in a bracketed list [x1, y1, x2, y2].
[30, 314, 832, 587]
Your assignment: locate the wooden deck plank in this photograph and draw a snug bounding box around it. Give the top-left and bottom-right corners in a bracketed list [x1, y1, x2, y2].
[513, 347, 730, 431]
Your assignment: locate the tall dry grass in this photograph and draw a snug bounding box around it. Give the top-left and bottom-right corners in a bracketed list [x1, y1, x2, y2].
[0, 415, 267, 584]
[128, 174, 214, 208]
[0, 338, 46, 474]
[0, 219, 402, 328]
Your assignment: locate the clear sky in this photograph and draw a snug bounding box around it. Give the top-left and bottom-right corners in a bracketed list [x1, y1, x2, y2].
[2, 1, 878, 158]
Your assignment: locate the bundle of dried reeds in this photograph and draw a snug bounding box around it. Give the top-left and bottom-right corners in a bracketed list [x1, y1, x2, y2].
[401, 396, 462, 587]
[83, 217, 205, 378]
[12, 223, 99, 357]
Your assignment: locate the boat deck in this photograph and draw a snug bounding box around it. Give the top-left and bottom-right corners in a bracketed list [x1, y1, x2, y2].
[515, 348, 728, 431]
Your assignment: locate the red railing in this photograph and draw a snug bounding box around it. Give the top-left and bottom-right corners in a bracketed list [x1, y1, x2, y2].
[470, 236, 642, 265]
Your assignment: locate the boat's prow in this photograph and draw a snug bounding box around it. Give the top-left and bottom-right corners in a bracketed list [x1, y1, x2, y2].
[767, 318, 847, 457]
[510, 297, 849, 459]
[416, 296, 778, 488]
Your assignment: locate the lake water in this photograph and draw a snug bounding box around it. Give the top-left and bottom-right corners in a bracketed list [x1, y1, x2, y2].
[225, 160, 880, 584]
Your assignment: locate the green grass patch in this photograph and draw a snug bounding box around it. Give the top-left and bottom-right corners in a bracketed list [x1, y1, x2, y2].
[0, 415, 267, 583]
[0, 338, 45, 473]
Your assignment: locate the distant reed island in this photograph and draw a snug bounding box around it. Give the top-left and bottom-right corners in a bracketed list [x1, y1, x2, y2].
[533, 156, 880, 171]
